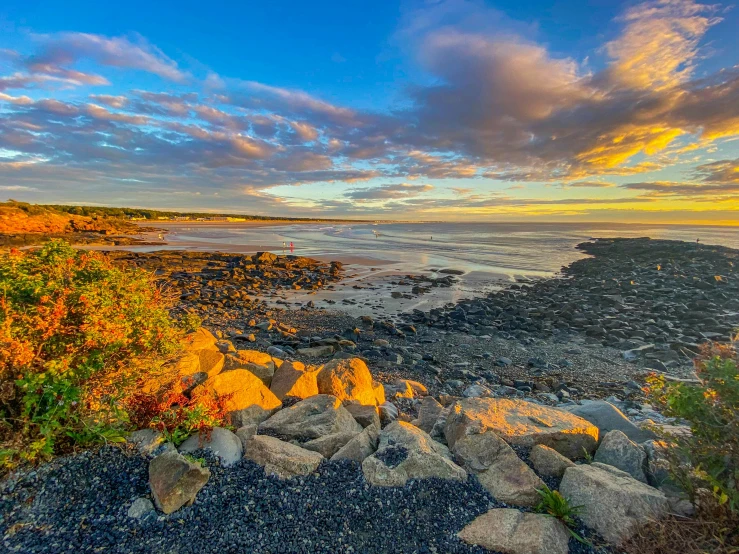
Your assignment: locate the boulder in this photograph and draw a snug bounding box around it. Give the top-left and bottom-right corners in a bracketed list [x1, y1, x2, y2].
[184, 327, 218, 351]
[446, 398, 598, 459]
[362, 421, 466, 487]
[195, 348, 225, 377]
[192, 369, 282, 426]
[452, 431, 544, 507]
[316, 358, 384, 406]
[594, 430, 648, 482]
[235, 424, 258, 451]
[384, 379, 428, 399]
[529, 444, 575, 478]
[224, 350, 276, 386]
[302, 432, 358, 458]
[560, 462, 669, 544]
[331, 424, 379, 463]
[254, 251, 277, 264]
[174, 352, 201, 379]
[259, 394, 362, 441]
[412, 396, 444, 434]
[244, 435, 323, 479]
[149, 451, 210, 514]
[269, 361, 318, 400]
[179, 427, 243, 467]
[345, 403, 381, 429]
[458, 508, 569, 554]
[297, 345, 334, 357]
[563, 401, 656, 444]
[128, 429, 167, 457]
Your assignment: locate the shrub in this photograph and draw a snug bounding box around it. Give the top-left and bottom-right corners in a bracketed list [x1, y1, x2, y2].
[646, 344, 739, 513]
[0, 241, 194, 468]
[535, 485, 591, 545]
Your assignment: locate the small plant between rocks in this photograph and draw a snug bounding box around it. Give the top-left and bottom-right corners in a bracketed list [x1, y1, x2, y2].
[535, 485, 592, 546]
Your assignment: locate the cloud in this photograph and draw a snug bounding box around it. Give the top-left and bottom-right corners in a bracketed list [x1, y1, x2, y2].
[693, 158, 739, 183]
[345, 182, 434, 201]
[28, 33, 187, 82]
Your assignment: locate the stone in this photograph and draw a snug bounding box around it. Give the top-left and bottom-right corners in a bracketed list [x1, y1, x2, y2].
[235, 424, 258, 451]
[244, 435, 323, 479]
[254, 251, 277, 264]
[223, 350, 276, 386]
[331, 424, 379, 463]
[192, 369, 282, 427]
[297, 345, 334, 357]
[195, 348, 225, 377]
[362, 421, 466, 487]
[384, 379, 428, 399]
[216, 340, 237, 354]
[184, 327, 218, 351]
[316, 358, 383, 406]
[345, 403, 381, 429]
[560, 462, 669, 544]
[594, 430, 648, 482]
[179, 427, 243, 467]
[259, 394, 362, 441]
[269, 360, 318, 400]
[302, 432, 359, 458]
[412, 396, 444, 434]
[128, 429, 167, 456]
[378, 401, 399, 425]
[149, 451, 210, 514]
[446, 397, 598, 459]
[529, 444, 575, 478]
[452, 431, 544, 507]
[563, 401, 656, 444]
[127, 497, 154, 519]
[458, 508, 569, 554]
[174, 352, 201, 379]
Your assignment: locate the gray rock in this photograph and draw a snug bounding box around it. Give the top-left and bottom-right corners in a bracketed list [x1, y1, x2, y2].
[529, 444, 575, 478]
[563, 401, 656, 444]
[127, 497, 154, 519]
[149, 451, 210, 514]
[179, 427, 243, 467]
[411, 396, 444, 434]
[458, 508, 569, 554]
[344, 403, 381, 429]
[594, 430, 648, 482]
[362, 422, 466, 486]
[560, 462, 668, 544]
[244, 435, 323, 479]
[235, 424, 258, 451]
[259, 394, 362, 441]
[302, 432, 359, 458]
[330, 424, 379, 463]
[128, 429, 167, 457]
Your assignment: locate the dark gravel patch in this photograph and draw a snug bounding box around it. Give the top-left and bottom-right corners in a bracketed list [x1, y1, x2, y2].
[374, 446, 409, 468]
[1, 447, 499, 554]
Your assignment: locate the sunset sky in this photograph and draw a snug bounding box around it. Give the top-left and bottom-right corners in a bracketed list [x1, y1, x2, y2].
[1, 0, 738, 223]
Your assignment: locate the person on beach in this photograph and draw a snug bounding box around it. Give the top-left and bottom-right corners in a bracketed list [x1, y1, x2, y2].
[282, 241, 286, 252]
[290, 242, 294, 252]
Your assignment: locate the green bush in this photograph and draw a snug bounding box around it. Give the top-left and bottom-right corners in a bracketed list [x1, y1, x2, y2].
[0, 241, 194, 469]
[647, 346, 739, 512]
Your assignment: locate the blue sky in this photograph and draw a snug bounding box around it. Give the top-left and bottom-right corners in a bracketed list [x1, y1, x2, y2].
[1, 0, 738, 222]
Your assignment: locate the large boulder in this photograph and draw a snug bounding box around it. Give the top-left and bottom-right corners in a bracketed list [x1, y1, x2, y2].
[184, 327, 218, 351]
[452, 431, 544, 506]
[149, 451, 210, 514]
[362, 421, 466, 487]
[224, 350, 277, 386]
[560, 462, 669, 544]
[446, 398, 598, 459]
[269, 360, 319, 400]
[458, 508, 569, 554]
[179, 427, 243, 467]
[259, 394, 362, 441]
[594, 430, 648, 482]
[192, 369, 282, 426]
[331, 424, 379, 463]
[345, 403, 381, 429]
[563, 401, 656, 444]
[195, 348, 225, 377]
[316, 358, 385, 406]
[529, 444, 575, 478]
[244, 435, 323, 479]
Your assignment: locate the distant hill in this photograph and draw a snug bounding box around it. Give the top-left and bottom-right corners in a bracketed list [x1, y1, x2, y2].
[0, 201, 138, 239]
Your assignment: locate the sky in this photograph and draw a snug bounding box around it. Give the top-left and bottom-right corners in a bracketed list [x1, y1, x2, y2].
[0, 0, 739, 223]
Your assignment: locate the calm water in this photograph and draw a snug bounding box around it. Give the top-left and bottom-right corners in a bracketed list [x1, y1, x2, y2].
[153, 222, 739, 278]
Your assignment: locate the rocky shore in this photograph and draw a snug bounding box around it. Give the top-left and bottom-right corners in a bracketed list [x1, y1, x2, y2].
[1, 237, 735, 553]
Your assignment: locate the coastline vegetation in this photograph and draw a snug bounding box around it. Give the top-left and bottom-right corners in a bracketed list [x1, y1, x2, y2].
[0, 241, 207, 470]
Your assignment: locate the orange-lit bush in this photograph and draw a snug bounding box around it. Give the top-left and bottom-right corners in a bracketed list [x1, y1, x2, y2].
[0, 241, 195, 468]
